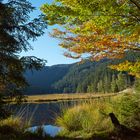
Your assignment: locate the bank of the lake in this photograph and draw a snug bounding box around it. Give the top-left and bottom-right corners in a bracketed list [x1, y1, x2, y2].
[26, 93, 120, 103]
[2, 90, 140, 140]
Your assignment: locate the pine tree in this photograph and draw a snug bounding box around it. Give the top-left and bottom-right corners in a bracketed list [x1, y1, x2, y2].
[116, 73, 127, 91]
[87, 85, 93, 93]
[76, 84, 84, 93]
[111, 75, 119, 93]
[134, 78, 140, 92]
[97, 80, 105, 93]
[104, 74, 111, 93]
[0, 0, 47, 117]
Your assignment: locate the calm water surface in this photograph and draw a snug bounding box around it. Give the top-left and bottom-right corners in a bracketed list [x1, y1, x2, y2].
[9, 101, 79, 126]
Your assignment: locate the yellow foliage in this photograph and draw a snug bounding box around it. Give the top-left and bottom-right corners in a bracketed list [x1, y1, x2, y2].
[110, 61, 140, 78]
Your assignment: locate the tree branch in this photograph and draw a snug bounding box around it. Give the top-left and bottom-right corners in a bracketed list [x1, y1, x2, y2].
[130, 0, 140, 10]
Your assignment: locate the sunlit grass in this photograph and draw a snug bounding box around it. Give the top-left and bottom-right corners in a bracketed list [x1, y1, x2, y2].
[56, 92, 140, 138]
[56, 100, 114, 138]
[26, 93, 117, 103]
[0, 116, 22, 129]
[0, 105, 33, 132]
[0, 105, 50, 139]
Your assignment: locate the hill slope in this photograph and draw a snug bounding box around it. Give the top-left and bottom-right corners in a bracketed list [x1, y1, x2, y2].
[24, 64, 72, 94]
[24, 52, 139, 95]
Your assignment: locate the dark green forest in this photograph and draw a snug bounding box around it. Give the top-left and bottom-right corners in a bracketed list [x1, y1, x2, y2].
[25, 52, 140, 94]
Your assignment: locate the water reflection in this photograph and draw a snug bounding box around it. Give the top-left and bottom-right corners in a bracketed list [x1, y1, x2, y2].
[27, 125, 62, 137]
[9, 100, 79, 126]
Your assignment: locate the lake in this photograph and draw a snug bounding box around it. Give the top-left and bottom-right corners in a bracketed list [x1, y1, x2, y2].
[8, 100, 80, 126]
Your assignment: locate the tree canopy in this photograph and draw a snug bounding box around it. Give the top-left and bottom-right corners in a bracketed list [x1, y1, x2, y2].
[41, 0, 140, 77]
[0, 0, 47, 97]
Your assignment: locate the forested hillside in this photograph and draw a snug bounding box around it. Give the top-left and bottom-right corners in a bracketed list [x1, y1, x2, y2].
[25, 52, 140, 95]
[24, 64, 72, 94]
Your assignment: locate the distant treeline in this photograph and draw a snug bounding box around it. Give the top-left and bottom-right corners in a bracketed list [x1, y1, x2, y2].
[25, 52, 140, 95]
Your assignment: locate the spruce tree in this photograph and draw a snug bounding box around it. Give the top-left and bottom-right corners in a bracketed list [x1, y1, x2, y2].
[104, 74, 111, 93]
[97, 80, 105, 93]
[76, 84, 84, 93]
[87, 85, 93, 93]
[116, 73, 127, 91]
[111, 75, 118, 93]
[0, 0, 47, 117]
[134, 78, 140, 92]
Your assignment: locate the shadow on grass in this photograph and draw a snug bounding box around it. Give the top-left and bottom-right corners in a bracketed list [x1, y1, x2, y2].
[0, 125, 109, 140]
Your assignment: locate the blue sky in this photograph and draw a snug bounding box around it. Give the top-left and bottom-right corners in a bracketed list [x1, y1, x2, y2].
[20, 0, 79, 66]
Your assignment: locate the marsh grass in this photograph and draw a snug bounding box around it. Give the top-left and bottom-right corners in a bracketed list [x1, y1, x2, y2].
[0, 93, 139, 139]
[0, 104, 43, 139]
[56, 100, 114, 136]
[56, 93, 140, 138]
[0, 116, 29, 140]
[0, 104, 35, 131]
[26, 93, 117, 103]
[0, 104, 61, 140]
[0, 116, 22, 129]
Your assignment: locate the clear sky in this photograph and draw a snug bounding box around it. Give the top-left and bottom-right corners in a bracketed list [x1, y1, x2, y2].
[20, 0, 79, 66]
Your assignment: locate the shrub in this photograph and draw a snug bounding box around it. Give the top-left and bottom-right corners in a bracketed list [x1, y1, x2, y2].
[0, 117, 21, 130]
[57, 106, 83, 131]
[111, 93, 140, 128]
[56, 93, 140, 138]
[134, 78, 140, 92]
[56, 101, 113, 134]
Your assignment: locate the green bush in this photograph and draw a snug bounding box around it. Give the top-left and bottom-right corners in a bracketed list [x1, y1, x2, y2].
[111, 93, 140, 128]
[57, 106, 83, 131]
[56, 93, 140, 138]
[134, 78, 140, 92]
[56, 101, 113, 135]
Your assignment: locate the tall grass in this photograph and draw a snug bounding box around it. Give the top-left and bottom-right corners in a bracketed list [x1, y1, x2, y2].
[56, 93, 140, 138]
[0, 116, 52, 140]
[56, 100, 114, 138]
[0, 104, 35, 131]
[0, 116, 28, 140]
[0, 116, 22, 129]
[0, 104, 41, 139]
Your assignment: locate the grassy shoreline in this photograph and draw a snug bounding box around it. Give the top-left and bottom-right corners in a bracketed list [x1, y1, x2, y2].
[25, 93, 118, 103]
[1, 90, 139, 140]
[56, 92, 140, 139]
[5, 89, 132, 103]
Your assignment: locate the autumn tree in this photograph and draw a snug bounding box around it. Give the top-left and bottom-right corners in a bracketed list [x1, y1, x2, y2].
[41, 0, 140, 77]
[0, 0, 47, 117]
[110, 60, 140, 78]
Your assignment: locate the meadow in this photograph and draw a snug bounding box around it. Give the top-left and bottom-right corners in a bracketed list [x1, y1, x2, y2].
[26, 93, 122, 103]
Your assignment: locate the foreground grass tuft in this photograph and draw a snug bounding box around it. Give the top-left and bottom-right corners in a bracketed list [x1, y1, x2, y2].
[56, 93, 140, 138]
[56, 100, 114, 138]
[0, 117, 55, 140]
